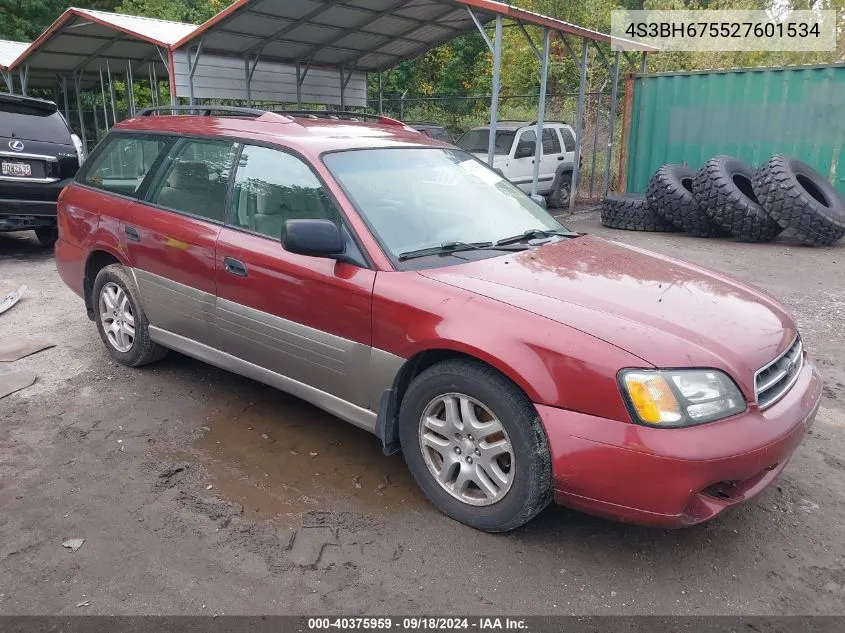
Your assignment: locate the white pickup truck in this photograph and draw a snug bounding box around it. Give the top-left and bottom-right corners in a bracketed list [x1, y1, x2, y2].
[456, 121, 577, 207]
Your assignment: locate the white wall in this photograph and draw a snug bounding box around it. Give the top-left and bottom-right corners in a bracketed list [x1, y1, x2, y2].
[173, 51, 367, 106]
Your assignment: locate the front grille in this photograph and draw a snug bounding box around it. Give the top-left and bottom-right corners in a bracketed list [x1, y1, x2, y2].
[755, 335, 803, 409]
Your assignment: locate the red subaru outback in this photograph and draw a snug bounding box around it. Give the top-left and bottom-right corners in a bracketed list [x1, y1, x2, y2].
[55, 108, 822, 532]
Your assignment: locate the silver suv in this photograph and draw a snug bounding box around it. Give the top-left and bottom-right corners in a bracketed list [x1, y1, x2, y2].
[456, 121, 576, 207]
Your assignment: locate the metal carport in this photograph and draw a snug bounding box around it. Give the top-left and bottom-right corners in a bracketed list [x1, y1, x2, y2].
[9, 8, 197, 152]
[173, 0, 656, 206]
[0, 40, 30, 94]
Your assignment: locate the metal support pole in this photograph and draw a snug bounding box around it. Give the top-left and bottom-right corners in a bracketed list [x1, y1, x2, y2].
[1, 70, 12, 93]
[640, 52, 648, 74]
[339, 66, 346, 109]
[570, 39, 588, 212]
[244, 58, 252, 106]
[126, 62, 136, 117]
[589, 92, 600, 198]
[74, 73, 87, 155]
[19, 65, 29, 96]
[530, 28, 550, 197]
[603, 52, 620, 196]
[188, 39, 204, 107]
[99, 67, 109, 128]
[152, 64, 159, 107]
[106, 61, 117, 123]
[92, 102, 100, 142]
[377, 71, 383, 114]
[487, 15, 503, 167]
[62, 76, 70, 121]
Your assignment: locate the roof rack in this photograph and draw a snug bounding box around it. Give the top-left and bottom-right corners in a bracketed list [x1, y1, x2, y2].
[136, 105, 289, 121]
[529, 120, 568, 125]
[273, 109, 408, 128]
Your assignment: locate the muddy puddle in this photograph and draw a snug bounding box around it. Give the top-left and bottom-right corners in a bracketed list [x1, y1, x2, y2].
[171, 386, 425, 521]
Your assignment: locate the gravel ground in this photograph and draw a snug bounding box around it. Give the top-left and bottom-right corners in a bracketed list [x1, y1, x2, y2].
[1, 216, 844, 616]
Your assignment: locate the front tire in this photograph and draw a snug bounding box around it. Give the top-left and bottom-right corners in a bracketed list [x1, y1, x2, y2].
[399, 359, 552, 532]
[92, 264, 167, 366]
[547, 172, 572, 208]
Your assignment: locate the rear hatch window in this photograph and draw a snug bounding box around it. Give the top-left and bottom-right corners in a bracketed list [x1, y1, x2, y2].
[0, 101, 72, 144]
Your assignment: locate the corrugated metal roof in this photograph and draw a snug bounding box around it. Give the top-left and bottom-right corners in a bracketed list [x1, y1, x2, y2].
[173, 0, 654, 73]
[9, 7, 197, 85]
[0, 39, 29, 69]
[73, 8, 197, 46]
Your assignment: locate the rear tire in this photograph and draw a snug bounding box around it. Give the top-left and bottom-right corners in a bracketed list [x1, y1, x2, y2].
[752, 155, 845, 246]
[92, 264, 167, 367]
[646, 164, 721, 236]
[35, 227, 58, 247]
[692, 155, 782, 243]
[547, 172, 572, 208]
[600, 194, 678, 232]
[398, 359, 552, 532]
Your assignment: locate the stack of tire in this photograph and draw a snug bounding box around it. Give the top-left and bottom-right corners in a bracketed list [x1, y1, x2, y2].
[601, 155, 845, 246]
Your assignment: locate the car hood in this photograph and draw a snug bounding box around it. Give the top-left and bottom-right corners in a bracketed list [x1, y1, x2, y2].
[419, 235, 796, 397]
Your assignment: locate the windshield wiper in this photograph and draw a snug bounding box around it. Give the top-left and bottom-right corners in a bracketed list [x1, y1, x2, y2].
[495, 229, 580, 246]
[398, 241, 528, 261]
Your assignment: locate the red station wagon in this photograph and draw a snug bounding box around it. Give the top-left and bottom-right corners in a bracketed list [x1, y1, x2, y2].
[55, 107, 822, 532]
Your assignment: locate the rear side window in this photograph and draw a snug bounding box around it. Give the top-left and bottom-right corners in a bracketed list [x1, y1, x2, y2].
[542, 129, 561, 154]
[559, 127, 576, 152]
[148, 138, 238, 222]
[83, 135, 169, 197]
[0, 101, 71, 144]
[230, 144, 340, 239]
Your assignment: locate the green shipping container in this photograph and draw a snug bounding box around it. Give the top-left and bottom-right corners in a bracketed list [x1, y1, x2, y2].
[625, 64, 845, 196]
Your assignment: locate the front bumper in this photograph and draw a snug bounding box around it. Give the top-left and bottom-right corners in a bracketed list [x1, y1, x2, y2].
[537, 361, 822, 528]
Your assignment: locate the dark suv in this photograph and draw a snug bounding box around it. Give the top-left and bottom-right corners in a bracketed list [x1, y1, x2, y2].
[1, 93, 82, 246]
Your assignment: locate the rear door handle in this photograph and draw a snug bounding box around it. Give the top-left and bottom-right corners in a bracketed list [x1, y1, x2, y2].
[124, 225, 140, 242]
[224, 257, 248, 277]
[557, 156, 565, 161]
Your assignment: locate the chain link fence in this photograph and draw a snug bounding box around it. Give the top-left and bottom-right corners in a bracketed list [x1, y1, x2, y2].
[65, 90, 623, 204]
[367, 92, 622, 203]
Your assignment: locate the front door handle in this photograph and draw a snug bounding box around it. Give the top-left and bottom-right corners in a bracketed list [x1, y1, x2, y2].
[124, 225, 140, 242]
[223, 257, 248, 277]
[557, 156, 565, 161]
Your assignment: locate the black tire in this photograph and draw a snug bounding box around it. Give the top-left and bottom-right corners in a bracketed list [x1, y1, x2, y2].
[752, 155, 845, 246]
[35, 227, 58, 247]
[547, 172, 572, 208]
[692, 155, 782, 243]
[398, 359, 552, 532]
[92, 264, 168, 367]
[600, 194, 678, 232]
[646, 164, 721, 236]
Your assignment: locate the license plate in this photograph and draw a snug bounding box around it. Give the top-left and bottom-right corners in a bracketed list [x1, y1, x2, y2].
[2, 161, 32, 177]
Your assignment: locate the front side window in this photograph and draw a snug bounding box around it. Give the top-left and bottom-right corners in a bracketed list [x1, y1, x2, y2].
[323, 148, 565, 265]
[514, 130, 536, 158]
[83, 134, 169, 197]
[456, 129, 515, 155]
[148, 138, 237, 222]
[230, 144, 340, 239]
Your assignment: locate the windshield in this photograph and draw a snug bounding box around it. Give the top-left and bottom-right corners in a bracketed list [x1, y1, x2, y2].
[322, 148, 567, 265]
[0, 102, 72, 144]
[456, 129, 515, 155]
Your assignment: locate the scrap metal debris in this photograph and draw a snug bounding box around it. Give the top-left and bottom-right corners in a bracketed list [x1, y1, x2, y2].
[0, 285, 26, 316]
[0, 339, 54, 363]
[0, 371, 36, 399]
[62, 538, 85, 553]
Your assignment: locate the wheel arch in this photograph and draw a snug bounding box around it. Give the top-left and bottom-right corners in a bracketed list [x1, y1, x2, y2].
[83, 248, 127, 320]
[375, 347, 537, 455]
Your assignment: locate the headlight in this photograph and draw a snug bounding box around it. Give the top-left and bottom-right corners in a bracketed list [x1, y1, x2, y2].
[619, 369, 746, 427]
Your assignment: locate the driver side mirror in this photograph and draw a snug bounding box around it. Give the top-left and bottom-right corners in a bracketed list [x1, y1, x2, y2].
[282, 219, 345, 258]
